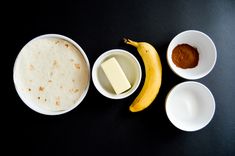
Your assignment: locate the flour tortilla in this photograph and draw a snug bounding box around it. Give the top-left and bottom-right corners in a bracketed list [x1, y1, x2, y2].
[14, 37, 89, 112]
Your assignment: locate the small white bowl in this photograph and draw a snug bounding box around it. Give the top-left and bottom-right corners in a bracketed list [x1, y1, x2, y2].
[167, 30, 217, 80]
[165, 81, 215, 132]
[13, 34, 90, 115]
[92, 49, 142, 99]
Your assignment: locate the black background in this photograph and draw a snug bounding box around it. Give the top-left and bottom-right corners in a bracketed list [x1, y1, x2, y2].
[5, 0, 235, 155]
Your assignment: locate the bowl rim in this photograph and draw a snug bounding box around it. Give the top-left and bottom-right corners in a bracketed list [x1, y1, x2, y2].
[13, 34, 90, 115]
[92, 49, 142, 99]
[165, 81, 216, 131]
[167, 30, 217, 80]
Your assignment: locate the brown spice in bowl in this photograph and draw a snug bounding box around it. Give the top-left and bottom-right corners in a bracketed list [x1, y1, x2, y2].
[172, 44, 199, 69]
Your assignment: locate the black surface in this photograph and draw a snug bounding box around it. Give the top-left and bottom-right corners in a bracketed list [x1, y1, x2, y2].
[6, 0, 235, 155]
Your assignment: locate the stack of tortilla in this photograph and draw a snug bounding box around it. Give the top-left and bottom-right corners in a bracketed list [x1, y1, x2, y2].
[14, 37, 89, 112]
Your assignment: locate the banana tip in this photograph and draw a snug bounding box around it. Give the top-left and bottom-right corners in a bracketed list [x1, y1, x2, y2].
[123, 38, 129, 44]
[123, 38, 138, 47]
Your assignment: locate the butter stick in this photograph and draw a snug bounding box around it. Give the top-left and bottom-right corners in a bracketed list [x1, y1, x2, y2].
[101, 57, 131, 94]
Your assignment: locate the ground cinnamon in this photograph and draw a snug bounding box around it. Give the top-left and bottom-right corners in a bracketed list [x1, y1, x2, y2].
[172, 44, 199, 69]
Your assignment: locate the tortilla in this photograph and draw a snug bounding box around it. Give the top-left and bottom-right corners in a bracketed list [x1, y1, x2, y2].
[14, 37, 89, 112]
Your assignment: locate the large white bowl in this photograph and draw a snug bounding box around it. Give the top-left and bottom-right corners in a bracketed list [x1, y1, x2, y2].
[92, 49, 142, 99]
[167, 30, 217, 80]
[165, 81, 215, 132]
[13, 34, 90, 115]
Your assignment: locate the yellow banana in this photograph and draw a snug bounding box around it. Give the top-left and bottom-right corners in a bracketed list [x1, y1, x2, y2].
[124, 38, 162, 112]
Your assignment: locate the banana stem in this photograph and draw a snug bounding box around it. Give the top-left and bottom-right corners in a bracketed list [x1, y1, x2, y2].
[123, 38, 139, 47]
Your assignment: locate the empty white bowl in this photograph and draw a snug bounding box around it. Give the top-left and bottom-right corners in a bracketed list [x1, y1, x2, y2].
[92, 49, 142, 99]
[167, 30, 217, 79]
[165, 81, 215, 132]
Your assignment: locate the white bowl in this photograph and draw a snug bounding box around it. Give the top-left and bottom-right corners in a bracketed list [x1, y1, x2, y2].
[165, 81, 215, 132]
[13, 34, 90, 115]
[92, 49, 142, 99]
[167, 30, 217, 79]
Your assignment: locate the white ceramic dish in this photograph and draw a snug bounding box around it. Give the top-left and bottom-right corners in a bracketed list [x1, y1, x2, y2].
[167, 30, 217, 80]
[165, 81, 215, 132]
[92, 49, 142, 99]
[13, 34, 90, 115]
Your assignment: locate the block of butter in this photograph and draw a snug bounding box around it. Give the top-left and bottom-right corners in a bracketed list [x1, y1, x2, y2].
[101, 57, 131, 94]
